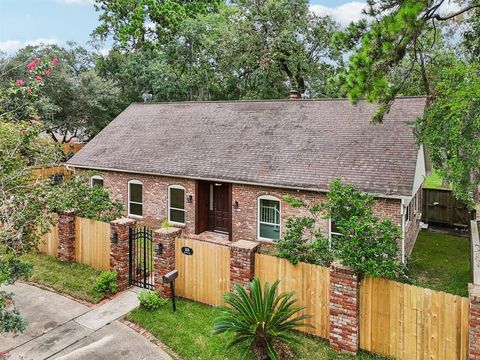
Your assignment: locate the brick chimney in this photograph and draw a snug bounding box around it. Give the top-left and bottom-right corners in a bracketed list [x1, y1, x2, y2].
[289, 89, 300, 100]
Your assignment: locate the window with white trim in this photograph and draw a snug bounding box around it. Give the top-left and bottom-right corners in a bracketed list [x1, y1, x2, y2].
[90, 175, 104, 188]
[128, 180, 143, 217]
[329, 219, 343, 243]
[258, 196, 281, 241]
[168, 185, 185, 225]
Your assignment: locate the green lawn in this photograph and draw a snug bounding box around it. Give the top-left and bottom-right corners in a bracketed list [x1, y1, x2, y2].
[21, 252, 105, 303]
[126, 298, 384, 360]
[424, 170, 449, 190]
[409, 230, 471, 297]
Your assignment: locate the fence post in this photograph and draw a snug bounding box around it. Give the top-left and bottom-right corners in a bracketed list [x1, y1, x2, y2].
[57, 210, 76, 262]
[470, 284, 480, 359]
[153, 227, 182, 298]
[329, 261, 360, 355]
[230, 240, 259, 291]
[110, 218, 136, 291]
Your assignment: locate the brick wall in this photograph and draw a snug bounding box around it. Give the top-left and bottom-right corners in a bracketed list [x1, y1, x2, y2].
[87, 170, 403, 253]
[469, 284, 480, 359]
[230, 240, 259, 291]
[100, 171, 196, 233]
[57, 211, 76, 262]
[110, 218, 136, 290]
[329, 261, 360, 354]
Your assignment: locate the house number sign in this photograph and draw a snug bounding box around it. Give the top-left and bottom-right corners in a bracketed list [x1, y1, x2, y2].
[181, 247, 193, 255]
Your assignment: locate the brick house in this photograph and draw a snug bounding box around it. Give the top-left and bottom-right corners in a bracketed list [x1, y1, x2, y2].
[67, 97, 426, 261]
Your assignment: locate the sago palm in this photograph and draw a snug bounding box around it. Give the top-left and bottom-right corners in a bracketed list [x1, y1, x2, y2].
[213, 277, 311, 360]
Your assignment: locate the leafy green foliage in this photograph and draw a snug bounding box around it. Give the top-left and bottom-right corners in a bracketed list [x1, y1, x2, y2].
[324, 180, 407, 280]
[137, 290, 167, 311]
[0, 120, 61, 333]
[278, 180, 406, 280]
[214, 277, 309, 360]
[94, 0, 341, 102]
[93, 0, 222, 50]
[0, 291, 27, 333]
[415, 61, 480, 207]
[3, 43, 123, 142]
[52, 172, 124, 222]
[93, 271, 118, 296]
[277, 196, 332, 266]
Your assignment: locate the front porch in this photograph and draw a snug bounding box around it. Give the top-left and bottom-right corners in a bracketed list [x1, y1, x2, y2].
[187, 230, 230, 246]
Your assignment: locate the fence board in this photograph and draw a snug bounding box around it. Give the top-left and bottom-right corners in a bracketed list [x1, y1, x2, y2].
[75, 217, 110, 271]
[255, 254, 330, 339]
[175, 238, 230, 306]
[30, 165, 72, 182]
[360, 277, 469, 360]
[38, 224, 59, 257]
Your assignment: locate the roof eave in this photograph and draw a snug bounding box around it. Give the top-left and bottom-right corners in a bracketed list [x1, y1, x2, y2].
[66, 163, 411, 201]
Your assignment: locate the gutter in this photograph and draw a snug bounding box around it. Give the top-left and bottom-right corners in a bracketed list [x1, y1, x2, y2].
[66, 164, 411, 201]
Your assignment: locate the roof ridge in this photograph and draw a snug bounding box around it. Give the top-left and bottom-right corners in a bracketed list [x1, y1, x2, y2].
[131, 95, 426, 106]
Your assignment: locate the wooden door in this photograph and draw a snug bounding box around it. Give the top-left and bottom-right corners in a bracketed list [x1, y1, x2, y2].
[213, 184, 230, 233]
[195, 181, 209, 234]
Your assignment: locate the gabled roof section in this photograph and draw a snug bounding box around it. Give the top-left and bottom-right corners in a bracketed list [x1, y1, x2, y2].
[68, 97, 426, 198]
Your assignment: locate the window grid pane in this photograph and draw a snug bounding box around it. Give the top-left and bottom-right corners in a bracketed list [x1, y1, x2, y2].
[259, 198, 280, 240]
[130, 183, 142, 203]
[129, 202, 142, 216]
[170, 188, 185, 210]
[92, 178, 103, 188]
[260, 223, 280, 240]
[259, 199, 280, 225]
[170, 209, 185, 224]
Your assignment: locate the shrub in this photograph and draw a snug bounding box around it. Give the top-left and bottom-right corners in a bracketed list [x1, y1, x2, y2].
[52, 172, 124, 222]
[93, 271, 118, 295]
[279, 180, 407, 281]
[324, 179, 407, 280]
[213, 277, 309, 360]
[138, 290, 166, 311]
[276, 210, 332, 266]
[160, 219, 172, 228]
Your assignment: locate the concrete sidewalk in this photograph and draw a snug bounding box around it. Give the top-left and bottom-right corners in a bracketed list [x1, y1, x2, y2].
[1, 283, 171, 360]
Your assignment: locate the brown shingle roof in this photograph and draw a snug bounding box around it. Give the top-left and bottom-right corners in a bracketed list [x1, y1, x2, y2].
[67, 97, 426, 197]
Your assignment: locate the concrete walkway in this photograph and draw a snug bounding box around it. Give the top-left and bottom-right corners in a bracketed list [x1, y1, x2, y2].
[1, 283, 172, 360]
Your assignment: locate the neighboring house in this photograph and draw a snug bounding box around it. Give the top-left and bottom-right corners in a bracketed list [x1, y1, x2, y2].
[67, 97, 426, 261]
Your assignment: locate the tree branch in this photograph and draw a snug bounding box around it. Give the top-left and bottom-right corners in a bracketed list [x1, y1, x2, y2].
[430, 4, 480, 21]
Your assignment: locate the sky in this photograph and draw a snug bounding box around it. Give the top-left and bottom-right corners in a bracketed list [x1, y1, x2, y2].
[0, 0, 368, 54]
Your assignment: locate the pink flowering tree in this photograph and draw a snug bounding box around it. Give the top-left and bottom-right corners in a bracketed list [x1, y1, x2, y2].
[1, 56, 58, 122]
[0, 57, 62, 333]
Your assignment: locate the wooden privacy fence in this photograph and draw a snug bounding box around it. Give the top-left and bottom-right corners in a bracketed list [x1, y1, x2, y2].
[75, 217, 111, 271]
[255, 254, 330, 338]
[360, 277, 469, 360]
[422, 188, 474, 228]
[38, 216, 110, 271]
[30, 165, 72, 182]
[39, 225, 59, 257]
[175, 238, 231, 306]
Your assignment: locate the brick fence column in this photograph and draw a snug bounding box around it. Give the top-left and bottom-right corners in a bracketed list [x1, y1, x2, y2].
[329, 261, 360, 355]
[110, 218, 136, 291]
[469, 284, 480, 359]
[230, 240, 259, 291]
[57, 211, 76, 262]
[154, 227, 182, 298]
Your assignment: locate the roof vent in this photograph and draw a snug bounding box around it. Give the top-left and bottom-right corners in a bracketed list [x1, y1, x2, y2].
[289, 89, 300, 100]
[142, 93, 153, 103]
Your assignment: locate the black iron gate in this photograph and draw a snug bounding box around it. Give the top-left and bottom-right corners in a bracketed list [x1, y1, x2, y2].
[129, 226, 154, 290]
